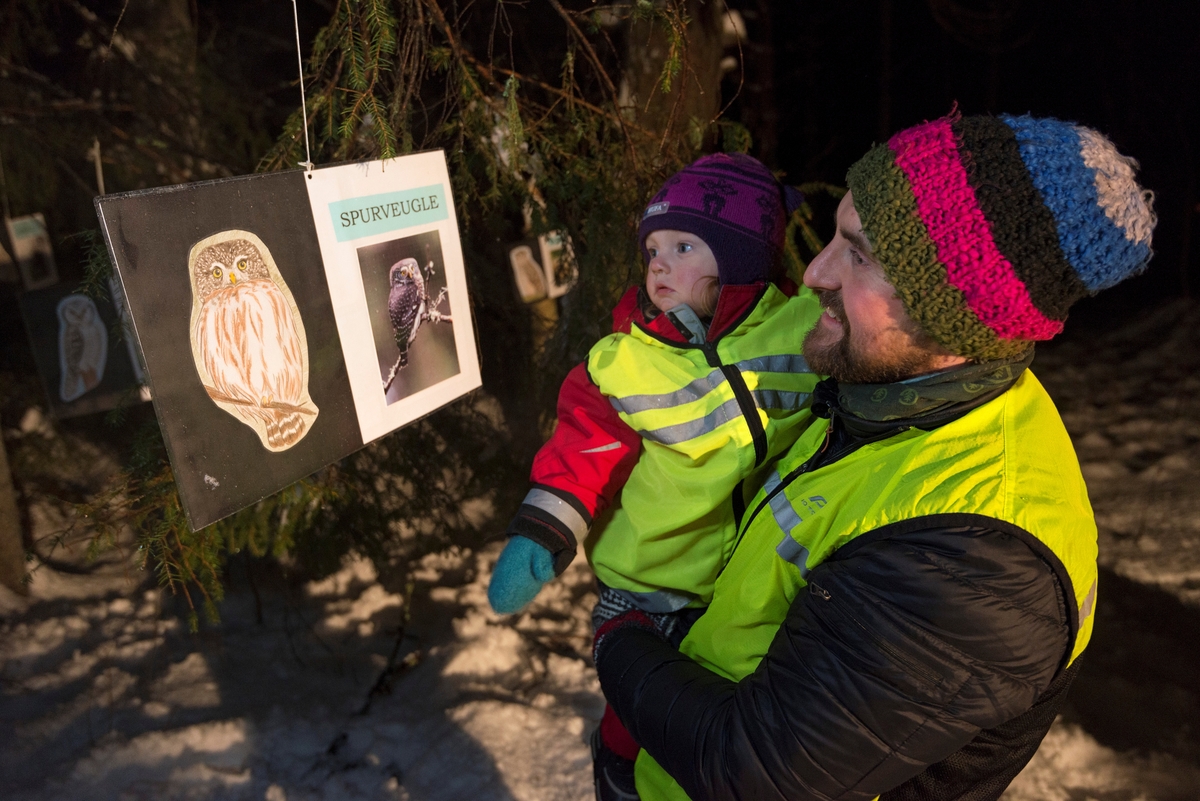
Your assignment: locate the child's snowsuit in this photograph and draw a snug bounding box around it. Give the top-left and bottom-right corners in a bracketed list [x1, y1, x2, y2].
[506, 279, 824, 609]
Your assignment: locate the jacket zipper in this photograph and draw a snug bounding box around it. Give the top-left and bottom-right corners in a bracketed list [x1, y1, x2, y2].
[702, 343, 768, 466]
[724, 417, 910, 566]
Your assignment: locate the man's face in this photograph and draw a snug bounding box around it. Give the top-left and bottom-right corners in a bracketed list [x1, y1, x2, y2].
[802, 191, 965, 384]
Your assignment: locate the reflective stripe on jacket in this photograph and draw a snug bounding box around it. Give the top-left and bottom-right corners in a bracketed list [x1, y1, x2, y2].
[634, 369, 1098, 800]
[584, 283, 824, 603]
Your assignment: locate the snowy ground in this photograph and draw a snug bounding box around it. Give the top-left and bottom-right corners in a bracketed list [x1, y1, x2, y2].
[3, 299, 1200, 801]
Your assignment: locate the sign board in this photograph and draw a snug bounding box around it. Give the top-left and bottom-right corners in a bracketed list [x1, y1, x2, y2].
[18, 283, 146, 419]
[506, 232, 577, 304]
[95, 151, 480, 530]
[5, 214, 59, 290]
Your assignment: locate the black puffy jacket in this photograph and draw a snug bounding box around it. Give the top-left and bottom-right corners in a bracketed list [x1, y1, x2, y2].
[596, 382, 1080, 801]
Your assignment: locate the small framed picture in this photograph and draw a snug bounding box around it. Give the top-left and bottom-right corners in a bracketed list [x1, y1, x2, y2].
[539, 231, 576, 299]
[508, 240, 547, 303]
[507, 232, 576, 304]
[6, 214, 59, 291]
[18, 283, 145, 419]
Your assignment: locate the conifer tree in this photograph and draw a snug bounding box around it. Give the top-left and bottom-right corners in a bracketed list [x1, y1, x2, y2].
[2, 1, 829, 626]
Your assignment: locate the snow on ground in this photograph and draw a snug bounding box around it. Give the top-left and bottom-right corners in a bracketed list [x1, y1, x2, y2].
[1, 536, 602, 801]
[2, 300, 1200, 801]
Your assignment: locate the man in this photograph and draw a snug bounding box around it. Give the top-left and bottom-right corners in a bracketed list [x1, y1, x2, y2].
[590, 113, 1156, 800]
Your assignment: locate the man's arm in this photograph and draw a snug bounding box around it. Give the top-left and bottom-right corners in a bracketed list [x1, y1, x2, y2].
[596, 523, 1073, 800]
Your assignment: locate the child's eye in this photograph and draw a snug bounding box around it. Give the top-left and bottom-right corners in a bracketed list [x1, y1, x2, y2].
[677, 242, 692, 254]
[647, 247, 658, 258]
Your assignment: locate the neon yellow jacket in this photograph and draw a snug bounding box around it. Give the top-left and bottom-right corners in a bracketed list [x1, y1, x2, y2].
[633, 369, 1098, 800]
[584, 282, 824, 606]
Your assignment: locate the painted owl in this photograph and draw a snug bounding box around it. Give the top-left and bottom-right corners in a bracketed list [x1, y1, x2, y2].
[57, 294, 108, 402]
[188, 230, 318, 452]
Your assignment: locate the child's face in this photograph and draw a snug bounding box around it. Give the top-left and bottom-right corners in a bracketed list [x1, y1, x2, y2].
[644, 229, 719, 314]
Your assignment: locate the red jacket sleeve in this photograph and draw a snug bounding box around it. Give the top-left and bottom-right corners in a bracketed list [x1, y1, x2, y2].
[505, 362, 642, 575]
[532, 362, 642, 516]
[506, 286, 647, 574]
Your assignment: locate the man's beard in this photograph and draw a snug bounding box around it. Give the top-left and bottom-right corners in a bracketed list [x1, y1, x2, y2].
[802, 290, 950, 385]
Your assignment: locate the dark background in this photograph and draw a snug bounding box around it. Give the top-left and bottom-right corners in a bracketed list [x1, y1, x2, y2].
[96, 170, 361, 530]
[720, 0, 1198, 328]
[4, 1, 1194, 364]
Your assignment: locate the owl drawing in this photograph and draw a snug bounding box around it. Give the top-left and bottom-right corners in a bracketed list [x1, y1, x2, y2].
[383, 257, 452, 392]
[188, 230, 318, 452]
[57, 294, 108, 402]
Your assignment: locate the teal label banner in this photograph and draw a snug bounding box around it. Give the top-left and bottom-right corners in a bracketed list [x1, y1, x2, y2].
[328, 184, 447, 242]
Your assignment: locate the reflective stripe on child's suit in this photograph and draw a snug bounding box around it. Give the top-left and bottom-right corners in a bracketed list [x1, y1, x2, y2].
[585, 282, 825, 605]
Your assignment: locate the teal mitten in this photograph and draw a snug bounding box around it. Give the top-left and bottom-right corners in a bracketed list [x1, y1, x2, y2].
[488, 535, 556, 613]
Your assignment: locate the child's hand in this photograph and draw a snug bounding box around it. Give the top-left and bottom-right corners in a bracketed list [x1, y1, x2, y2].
[487, 535, 556, 613]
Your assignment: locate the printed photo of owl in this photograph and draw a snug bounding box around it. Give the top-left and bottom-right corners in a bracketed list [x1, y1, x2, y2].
[357, 230, 459, 407]
[188, 230, 318, 452]
[57, 294, 108, 402]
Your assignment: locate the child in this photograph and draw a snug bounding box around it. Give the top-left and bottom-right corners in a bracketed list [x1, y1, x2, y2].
[488, 152, 823, 622]
[488, 153, 824, 796]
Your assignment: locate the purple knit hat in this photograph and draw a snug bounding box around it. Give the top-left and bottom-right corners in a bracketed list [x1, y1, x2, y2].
[638, 153, 798, 286]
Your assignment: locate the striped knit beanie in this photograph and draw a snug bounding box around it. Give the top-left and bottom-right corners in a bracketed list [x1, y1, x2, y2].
[639, 153, 800, 286]
[846, 113, 1156, 361]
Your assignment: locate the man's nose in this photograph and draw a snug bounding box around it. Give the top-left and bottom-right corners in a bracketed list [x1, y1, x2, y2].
[803, 245, 836, 290]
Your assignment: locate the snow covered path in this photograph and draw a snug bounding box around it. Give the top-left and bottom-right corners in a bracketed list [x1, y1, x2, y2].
[3, 300, 1200, 801]
[1, 539, 604, 801]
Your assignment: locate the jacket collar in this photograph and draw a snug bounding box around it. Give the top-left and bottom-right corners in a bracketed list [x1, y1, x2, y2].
[813, 351, 1035, 438]
[611, 278, 799, 343]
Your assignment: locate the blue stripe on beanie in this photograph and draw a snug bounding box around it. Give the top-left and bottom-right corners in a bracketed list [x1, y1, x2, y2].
[1002, 114, 1152, 292]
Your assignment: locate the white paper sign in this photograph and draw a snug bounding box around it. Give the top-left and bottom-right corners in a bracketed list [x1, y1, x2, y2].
[304, 152, 480, 444]
[6, 213, 59, 290]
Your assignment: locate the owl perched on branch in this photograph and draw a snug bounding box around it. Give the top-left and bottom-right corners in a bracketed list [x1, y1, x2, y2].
[188, 230, 318, 452]
[384, 257, 452, 392]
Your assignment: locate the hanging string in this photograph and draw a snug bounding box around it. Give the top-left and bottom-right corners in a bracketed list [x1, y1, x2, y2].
[0, 142, 10, 220]
[88, 137, 106, 196]
[291, 0, 314, 171]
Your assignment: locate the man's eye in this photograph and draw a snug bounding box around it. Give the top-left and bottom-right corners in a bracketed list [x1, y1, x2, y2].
[850, 249, 865, 265]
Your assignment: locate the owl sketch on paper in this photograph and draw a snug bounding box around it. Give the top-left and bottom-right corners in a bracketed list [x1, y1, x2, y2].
[383, 257, 451, 392]
[188, 230, 318, 452]
[57, 294, 108, 402]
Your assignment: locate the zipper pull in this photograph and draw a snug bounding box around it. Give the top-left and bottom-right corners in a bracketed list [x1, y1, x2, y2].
[819, 419, 834, 454]
[809, 581, 831, 601]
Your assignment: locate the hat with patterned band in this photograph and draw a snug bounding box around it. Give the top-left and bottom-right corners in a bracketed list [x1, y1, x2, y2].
[846, 113, 1156, 362]
[638, 152, 801, 286]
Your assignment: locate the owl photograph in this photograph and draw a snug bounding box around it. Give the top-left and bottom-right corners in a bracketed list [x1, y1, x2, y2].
[357, 230, 460, 406]
[188, 229, 319, 452]
[56, 294, 108, 403]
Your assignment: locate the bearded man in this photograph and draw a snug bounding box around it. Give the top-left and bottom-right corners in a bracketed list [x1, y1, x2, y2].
[590, 113, 1156, 801]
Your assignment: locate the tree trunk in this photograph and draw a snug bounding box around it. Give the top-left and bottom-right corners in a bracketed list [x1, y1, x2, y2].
[623, 0, 727, 153]
[0, 427, 26, 595]
[121, 0, 203, 171]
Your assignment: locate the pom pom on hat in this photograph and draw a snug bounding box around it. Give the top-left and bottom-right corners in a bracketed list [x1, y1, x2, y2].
[638, 153, 791, 286]
[846, 112, 1156, 361]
